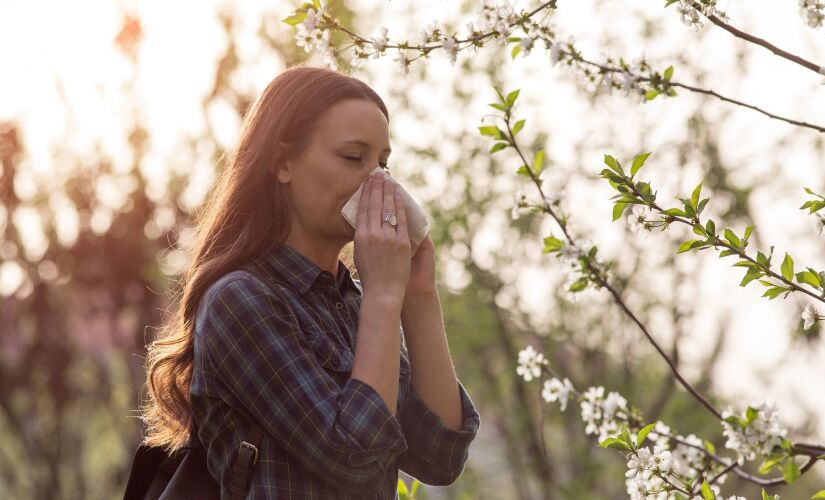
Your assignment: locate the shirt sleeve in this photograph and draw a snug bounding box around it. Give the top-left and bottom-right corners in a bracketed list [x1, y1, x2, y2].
[195, 276, 409, 495]
[396, 378, 480, 486]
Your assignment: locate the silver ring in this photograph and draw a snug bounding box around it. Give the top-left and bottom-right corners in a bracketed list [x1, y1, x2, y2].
[383, 211, 397, 228]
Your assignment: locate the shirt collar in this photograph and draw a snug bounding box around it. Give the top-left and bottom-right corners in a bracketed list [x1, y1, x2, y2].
[261, 241, 360, 296]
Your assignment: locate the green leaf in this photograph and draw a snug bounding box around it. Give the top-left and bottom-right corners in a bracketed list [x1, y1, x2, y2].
[697, 197, 710, 215]
[762, 286, 788, 300]
[599, 436, 630, 451]
[506, 89, 520, 107]
[700, 479, 716, 500]
[662, 208, 686, 217]
[644, 89, 660, 101]
[796, 270, 821, 288]
[613, 202, 629, 221]
[510, 44, 521, 59]
[478, 125, 502, 138]
[810, 490, 825, 499]
[569, 277, 589, 292]
[740, 270, 762, 287]
[410, 480, 420, 496]
[603, 155, 624, 176]
[489, 142, 508, 154]
[488, 102, 507, 112]
[746, 406, 759, 423]
[719, 250, 736, 257]
[705, 219, 716, 236]
[703, 440, 716, 454]
[282, 12, 308, 26]
[517, 165, 531, 177]
[663, 65, 674, 81]
[690, 182, 703, 210]
[677, 240, 702, 253]
[744, 225, 755, 242]
[781, 253, 794, 281]
[724, 229, 741, 249]
[758, 454, 784, 474]
[636, 423, 657, 447]
[630, 152, 651, 177]
[543, 236, 564, 253]
[533, 149, 545, 175]
[783, 458, 800, 484]
[512, 119, 525, 135]
[757, 251, 770, 268]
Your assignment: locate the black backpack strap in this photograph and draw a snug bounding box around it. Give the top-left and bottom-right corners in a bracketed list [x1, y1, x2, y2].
[229, 421, 265, 500]
[225, 256, 296, 500]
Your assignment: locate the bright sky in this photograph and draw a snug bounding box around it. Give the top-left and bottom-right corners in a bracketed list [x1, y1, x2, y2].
[1, 0, 824, 464]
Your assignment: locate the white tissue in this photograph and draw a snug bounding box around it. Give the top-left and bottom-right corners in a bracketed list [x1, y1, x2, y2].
[341, 166, 430, 249]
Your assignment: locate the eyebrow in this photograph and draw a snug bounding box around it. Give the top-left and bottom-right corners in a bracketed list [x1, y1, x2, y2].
[339, 139, 391, 154]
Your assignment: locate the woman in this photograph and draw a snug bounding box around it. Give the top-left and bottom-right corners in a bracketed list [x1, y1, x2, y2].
[140, 65, 480, 498]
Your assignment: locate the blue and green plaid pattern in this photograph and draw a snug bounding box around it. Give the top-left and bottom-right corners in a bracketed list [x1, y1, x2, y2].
[191, 241, 480, 498]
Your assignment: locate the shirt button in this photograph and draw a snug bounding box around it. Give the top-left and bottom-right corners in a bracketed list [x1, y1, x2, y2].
[335, 302, 344, 310]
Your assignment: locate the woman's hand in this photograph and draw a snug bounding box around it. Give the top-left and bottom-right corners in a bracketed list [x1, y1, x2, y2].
[353, 171, 411, 302]
[404, 234, 437, 299]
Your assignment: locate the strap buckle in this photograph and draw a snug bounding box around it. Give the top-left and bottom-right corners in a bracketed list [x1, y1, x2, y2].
[238, 440, 259, 467]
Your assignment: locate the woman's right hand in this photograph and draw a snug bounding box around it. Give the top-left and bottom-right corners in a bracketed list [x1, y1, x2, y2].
[353, 170, 411, 302]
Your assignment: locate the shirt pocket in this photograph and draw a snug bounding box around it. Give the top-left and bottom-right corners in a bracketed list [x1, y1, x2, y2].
[305, 329, 354, 373]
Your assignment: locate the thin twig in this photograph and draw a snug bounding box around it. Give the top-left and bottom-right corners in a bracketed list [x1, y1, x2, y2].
[691, 0, 824, 75]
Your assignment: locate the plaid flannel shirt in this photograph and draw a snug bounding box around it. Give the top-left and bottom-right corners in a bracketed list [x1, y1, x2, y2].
[191, 241, 480, 499]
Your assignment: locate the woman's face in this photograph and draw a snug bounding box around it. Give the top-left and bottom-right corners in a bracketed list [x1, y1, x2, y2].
[277, 98, 391, 244]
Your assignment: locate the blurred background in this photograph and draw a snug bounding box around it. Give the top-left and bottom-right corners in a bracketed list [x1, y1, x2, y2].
[0, 0, 823, 498]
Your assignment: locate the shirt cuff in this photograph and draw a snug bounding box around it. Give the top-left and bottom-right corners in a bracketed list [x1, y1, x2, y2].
[338, 377, 409, 470]
[399, 378, 480, 471]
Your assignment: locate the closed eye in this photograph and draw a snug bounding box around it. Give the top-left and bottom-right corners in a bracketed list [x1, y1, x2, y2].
[342, 156, 389, 171]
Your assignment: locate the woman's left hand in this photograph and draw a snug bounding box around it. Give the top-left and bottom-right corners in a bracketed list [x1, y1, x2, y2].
[404, 234, 437, 299]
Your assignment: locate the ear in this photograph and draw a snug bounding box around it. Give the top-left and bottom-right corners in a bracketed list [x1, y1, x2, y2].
[275, 141, 292, 184]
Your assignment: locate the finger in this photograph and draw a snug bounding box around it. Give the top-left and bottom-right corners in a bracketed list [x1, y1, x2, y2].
[382, 175, 396, 232]
[368, 171, 385, 233]
[393, 191, 408, 242]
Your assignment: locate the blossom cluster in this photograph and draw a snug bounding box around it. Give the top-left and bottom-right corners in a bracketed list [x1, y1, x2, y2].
[515, 344, 547, 382]
[721, 402, 789, 463]
[581, 386, 629, 443]
[673, 0, 729, 31]
[799, 0, 825, 29]
[293, 7, 339, 70]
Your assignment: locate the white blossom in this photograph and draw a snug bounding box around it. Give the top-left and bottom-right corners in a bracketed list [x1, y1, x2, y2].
[543, 190, 563, 207]
[442, 36, 459, 64]
[580, 386, 629, 442]
[520, 36, 535, 55]
[369, 26, 389, 53]
[800, 0, 825, 29]
[625, 447, 652, 478]
[650, 445, 674, 474]
[421, 20, 440, 44]
[671, 433, 705, 479]
[628, 204, 650, 236]
[393, 49, 412, 75]
[721, 402, 788, 463]
[511, 187, 527, 220]
[802, 303, 819, 330]
[516, 345, 547, 382]
[549, 42, 562, 66]
[542, 377, 574, 410]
